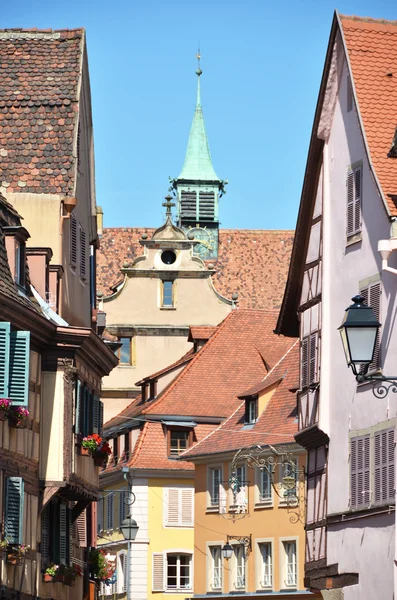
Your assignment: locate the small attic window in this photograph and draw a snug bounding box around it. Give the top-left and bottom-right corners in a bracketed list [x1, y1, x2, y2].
[347, 73, 353, 113]
[245, 399, 258, 424]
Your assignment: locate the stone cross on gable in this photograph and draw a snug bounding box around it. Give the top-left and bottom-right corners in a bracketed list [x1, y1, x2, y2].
[162, 195, 175, 217]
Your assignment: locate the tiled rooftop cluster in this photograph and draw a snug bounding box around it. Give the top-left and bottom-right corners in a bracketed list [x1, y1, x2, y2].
[0, 28, 83, 196]
[97, 228, 294, 310]
[340, 15, 397, 214]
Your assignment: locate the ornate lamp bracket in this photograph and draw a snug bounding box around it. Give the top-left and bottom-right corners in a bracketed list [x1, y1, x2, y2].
[227, 534, 252, 557]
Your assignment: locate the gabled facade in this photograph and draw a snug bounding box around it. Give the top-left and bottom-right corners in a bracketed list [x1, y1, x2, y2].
[181, 341, 319, 600]
[98, 310, 294, 600]
[276, 12, 397, 599]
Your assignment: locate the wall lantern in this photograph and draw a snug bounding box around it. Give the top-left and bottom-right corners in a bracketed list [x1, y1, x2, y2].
[221, 543, 233, 560]
[339, 295, 397, 398]
[222, 535, 252, 560]
[120, 515, 139, 541]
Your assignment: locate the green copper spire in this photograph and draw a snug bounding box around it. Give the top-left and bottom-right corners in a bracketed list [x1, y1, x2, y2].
[178, 62, 220, 181]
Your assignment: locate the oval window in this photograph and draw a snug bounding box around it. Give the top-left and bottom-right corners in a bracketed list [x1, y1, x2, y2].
[161, 250, 177, 265]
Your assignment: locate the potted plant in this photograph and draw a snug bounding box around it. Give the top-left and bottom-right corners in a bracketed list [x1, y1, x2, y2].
[43, 563, 58, 582]
[64, 563, 83, 586]
[79, 433, 102, 456]
[0, 398, 11, 421]
[88, 548, 115, 583]
[93, 440, 112, 467]
[7, 544, 30, 565]
[8, 406, 29, 429]
[54, 563, 67, 583]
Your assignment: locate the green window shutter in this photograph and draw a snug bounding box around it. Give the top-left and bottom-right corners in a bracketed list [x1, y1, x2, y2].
[0, 322, 10, 397]
[9, 331, 30, 405]
[59, 503, 68, 564]
[93, 394, 100, 434]
[41, 505, 50, 563]
[5, 477, 24, 544]
[99, 400, 104, 436]
[75, 380, 82, 435]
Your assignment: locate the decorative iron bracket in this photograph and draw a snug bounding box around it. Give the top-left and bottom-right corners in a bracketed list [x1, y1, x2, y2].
[356, 374, 397, 398]
[227, 534, 252, 557]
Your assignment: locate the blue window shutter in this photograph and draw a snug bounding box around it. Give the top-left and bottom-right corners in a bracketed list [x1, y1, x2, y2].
[75, 380, 82, 435]
[5, 477, 24, 544]
[0, 322, 10, 397]
[59, 503, 68, 564]
[93, 394, 100, 433]
[9, 331, 30, 406]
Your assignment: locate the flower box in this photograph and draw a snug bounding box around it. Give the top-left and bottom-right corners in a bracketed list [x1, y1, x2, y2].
[93, 452, 108, 467]
[9, 416, 27, 429]
[43, 573, 53, 583]
[0, 407, 8, 421]
[7, 553, 22, 566]
[78, 445, 91, 457]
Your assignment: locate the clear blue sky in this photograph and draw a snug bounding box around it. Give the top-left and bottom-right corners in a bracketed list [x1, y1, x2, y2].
[4, 0, 397, 230]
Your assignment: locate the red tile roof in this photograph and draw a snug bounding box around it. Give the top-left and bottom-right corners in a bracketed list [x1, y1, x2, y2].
[187, 326, 216, 342]
[0, 29, 84, 196]
[97, 228, 294, 310]
[340, 15, 397, 214]
[181, 341, 299, 459]
[134, 347, 195, 386]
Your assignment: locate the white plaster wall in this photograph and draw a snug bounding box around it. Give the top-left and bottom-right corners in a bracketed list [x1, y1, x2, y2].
[129, 478, 149, 600]
[319, 57, 396, 596]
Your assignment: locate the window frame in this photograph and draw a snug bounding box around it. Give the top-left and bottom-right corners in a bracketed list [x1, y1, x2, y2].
[255, 466, 273, 507]
[346, 163, 362, 241]
[167, 428, 193, 457]
[256, 538, 274, 591]
[164, 486, 194, 528]
[232, 544, 246, 591]
[207, 466, 223, 510]
[161, 279, 175, 308]
[115, 336, 133, 366]
[207, 544, 223, 591]
[245, 398, 258, 424]
[279, 538, 298, 589]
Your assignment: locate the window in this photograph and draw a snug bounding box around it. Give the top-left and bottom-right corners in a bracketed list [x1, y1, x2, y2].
[347, 165, 362, 238]
[301, 332, 318, 389]
[164, 487, 194, 527]
[210, 546, 222, 590]
[75, 380, 103, 437]
[5, 477, 24, 544]
[258, 467, 272, 504]
[41, 499, 71, 565]
[231, 465, 248, 512]
[282, 541, 297, 588]
[115, 337, 133, 365]
[162, 280, 174, 307]
[360, 281, 381, 372]
[0, 323, 30, 406]
[70, 213, 77, 268]
[245, 398, 257, 424]
[169, 430, 189, 456]
[208, 467, 222, 507]
[152, 552, 192, 591]
[280, 459, 298, 505]
[79, 224, 86, 280]
[234, 545, 246, 589]
[259, 542, 273, 589]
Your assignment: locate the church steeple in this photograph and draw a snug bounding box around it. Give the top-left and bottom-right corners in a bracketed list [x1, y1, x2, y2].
[171, 55, 226, 260]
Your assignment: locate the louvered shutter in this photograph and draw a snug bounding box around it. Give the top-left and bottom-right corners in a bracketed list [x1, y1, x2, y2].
[107, 494, 114, 530]
[5, 477, 24, 544]
[354, 168, 362, 232]
[97, 498, 104, 533]
[93, 394, 100, 433]
[99, 400, 104, 436]
[375, 428, 395, 504]
[347, 171, 355, 236]
[70, 214, 77, 268]
[388, 428, 395, 502]
[166, 488, 180, 526]
[119, 491, 126, 527]
[80, 225, 87, 280]
[76, 509, 87, 547]
[59, 503, 68, 564]
[75, 380, 82, 435]
[199, 191, 215, 220]
[0, 322, 10, 397]
[9, 331, 30, 405]
[180, 191, 197, 220]
[360, 283, 381, 371]
[41, 505, 50, 563]
[350, 435, 370, 508]
[301, 337, 309, 389]
[309, 333, 317, 385]
[347, 167, 361, 237]
[123, 552, 128, 593]
[152, 553, 165, 591]
[181, 488, 194, 526]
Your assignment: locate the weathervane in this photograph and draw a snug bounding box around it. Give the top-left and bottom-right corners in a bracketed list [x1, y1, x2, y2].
[196, 45, 202, 76]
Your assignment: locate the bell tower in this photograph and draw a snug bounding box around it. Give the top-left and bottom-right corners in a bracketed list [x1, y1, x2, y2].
[171, 55, 226, 260]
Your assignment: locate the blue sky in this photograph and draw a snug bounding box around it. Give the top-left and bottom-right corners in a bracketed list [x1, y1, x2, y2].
[4, 0, 397, 230]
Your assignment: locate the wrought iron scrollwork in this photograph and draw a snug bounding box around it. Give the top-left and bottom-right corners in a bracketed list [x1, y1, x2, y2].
[372, 380, 397, 399]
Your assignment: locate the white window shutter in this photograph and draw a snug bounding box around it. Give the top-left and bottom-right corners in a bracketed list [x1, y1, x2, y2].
[351, 435, 370, 508]
[76, 508, 87, 547]
[123, 552, 128, 593]
[152, 552, 165, 591]
[181, 488, 194, 526]
[166, 488, 180, 526]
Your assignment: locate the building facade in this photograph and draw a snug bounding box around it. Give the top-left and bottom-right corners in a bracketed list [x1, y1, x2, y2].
[276, 12, 397, 600]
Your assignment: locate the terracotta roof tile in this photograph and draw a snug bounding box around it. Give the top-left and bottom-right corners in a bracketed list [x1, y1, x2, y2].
[0, 29, 83, 196]
[182, 341, 299, 459]
[340, 15, 397, 214]
[187, 326, 216, 342]
[97, 228, 294, 310]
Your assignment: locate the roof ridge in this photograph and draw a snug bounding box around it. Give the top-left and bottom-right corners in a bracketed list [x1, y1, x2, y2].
[0, 27, 84, 33]
[339, 14, 397, 26]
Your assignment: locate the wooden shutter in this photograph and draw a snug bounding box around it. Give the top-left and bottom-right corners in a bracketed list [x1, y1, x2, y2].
[107, 494, 114, 530]
[92, 394, 100, 433]
[59, 503, 68, 564]
[41, 505, 50, 563]
[166, 488, 180, 526]
[70, 214, 77, 268]
[152, 553, 165, 591]
[5, 477, 24, 544]
[123, 552, 128, 592]
[119, 491, 126, 526]
[301, 337, 309, 389]
[99, 400, 104, 436]
[181, 488, 194, 526]
[0, 322, 10, 397]
[9, 331, 30, 405]
[75, 380, 82, 435]
[97, 498, 104, 533]
[374, 428, 395, 504]
[309, 333, 317, 385]
[350, 435, 370, 508]
[76, 508, 87, 547]
[360, 283, 381, 371]
[347, 167, 361, 237]
[79, 225, 87, 280]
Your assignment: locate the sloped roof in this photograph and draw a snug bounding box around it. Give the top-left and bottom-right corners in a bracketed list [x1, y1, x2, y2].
[97, 228, 294, 310]
[340, 15, 397, 214]
[134, 347, 195, 386]
[187, 326, 216, 342]
[181, 341, 299, 459]
[0, 28, 84, 196]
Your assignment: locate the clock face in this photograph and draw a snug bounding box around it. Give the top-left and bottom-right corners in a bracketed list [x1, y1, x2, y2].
[188, 226, 215, 259]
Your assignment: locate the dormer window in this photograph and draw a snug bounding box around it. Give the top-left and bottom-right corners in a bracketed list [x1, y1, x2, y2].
[245, 398, 258, 424]
[168, 428, 193, 457]
[4, 226, 29, 289]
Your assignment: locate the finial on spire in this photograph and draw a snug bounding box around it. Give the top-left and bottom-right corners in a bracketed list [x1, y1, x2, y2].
[162, 194, 175, 217]
[196, 45, 202, 76]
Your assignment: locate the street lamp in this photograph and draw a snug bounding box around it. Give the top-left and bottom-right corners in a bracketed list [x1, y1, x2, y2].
[120, 515, 139, 541]
[222, 535, 251, 560]
[338, 295, 380, 379]
[221, 543, 233, 560]
[339, 295, 397, 398]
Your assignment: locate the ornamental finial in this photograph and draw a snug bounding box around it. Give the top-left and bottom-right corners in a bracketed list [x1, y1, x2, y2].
[196, 45, 202, 76]
[162, 194, 175, 217]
